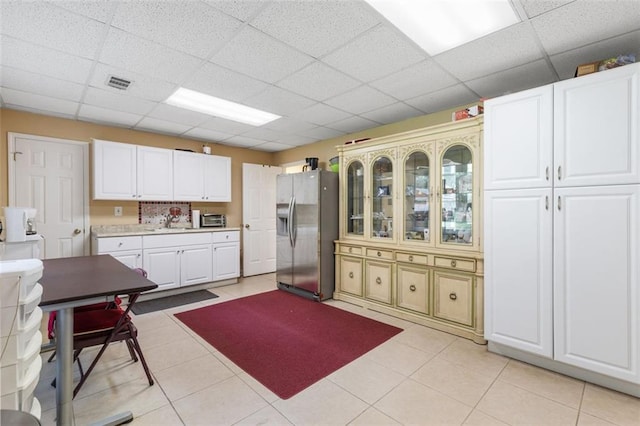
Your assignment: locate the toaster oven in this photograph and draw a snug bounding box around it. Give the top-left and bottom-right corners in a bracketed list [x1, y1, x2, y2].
[201, 213, 226, 228]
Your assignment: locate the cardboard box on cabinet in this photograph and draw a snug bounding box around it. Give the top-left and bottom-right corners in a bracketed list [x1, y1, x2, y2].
[452, 104, 484, 121]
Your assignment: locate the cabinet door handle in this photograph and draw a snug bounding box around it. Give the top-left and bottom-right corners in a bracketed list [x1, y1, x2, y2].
[545, 196, 549, 210]
[557, 166, 562, 180]
[409, 284, 416, 292]
[408, 255, 414, 262]
[545, 166, 549, 181]
[377, 251, 382, 257]
[449, 292, 457, 300]
[118, 242, 123, 247]
[349, 272, 354, 279]
[348, 247, 352, 253]
[375, 277, 382, 284]
[557, 196, 561, 211]
[450, 259, 457, 268]
[132, 194, 136, 198]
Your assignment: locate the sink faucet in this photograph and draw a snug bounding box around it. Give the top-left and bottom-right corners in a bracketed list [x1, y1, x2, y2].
[165, 213, 178, 228]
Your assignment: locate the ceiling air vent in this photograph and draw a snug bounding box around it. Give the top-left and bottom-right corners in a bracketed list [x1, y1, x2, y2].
[106, 75, 132, 90]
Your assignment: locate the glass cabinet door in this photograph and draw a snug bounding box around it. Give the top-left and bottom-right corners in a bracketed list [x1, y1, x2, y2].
[371, 156, 393, 239]
[404, 151, 430, 242]
[441, 145, 473, 245]
[346, 160, 364, 236]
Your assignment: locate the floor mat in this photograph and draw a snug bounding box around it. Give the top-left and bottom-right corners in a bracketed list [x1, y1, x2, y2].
[132, 290, 218, 315]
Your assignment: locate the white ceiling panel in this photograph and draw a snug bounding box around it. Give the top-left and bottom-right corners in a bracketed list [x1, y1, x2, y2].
[111, 2, 242, 59]
[1, 1, 639, 152]
[1, 1, 106, 59]
[250, 1, 380, 58]
[322, 25, 426, 83]
[211, 26, 314, 83]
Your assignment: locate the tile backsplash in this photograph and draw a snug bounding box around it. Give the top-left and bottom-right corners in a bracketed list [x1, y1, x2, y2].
[139, 202, 192, 226]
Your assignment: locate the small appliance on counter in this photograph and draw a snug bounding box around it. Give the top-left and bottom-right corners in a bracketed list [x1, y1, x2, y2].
[201, 213, 226, 228]
[3, 207, 36, 242]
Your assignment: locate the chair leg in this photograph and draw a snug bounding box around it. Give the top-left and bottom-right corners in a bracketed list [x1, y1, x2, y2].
[128, 333, 154, 386]
[72, 336, 115, 398]
[125, 339, 138, 362]
[47, 350, 56, 363]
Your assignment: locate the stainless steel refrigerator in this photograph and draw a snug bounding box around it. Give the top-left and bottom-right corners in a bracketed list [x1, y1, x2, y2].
[276, 170, 338, 301]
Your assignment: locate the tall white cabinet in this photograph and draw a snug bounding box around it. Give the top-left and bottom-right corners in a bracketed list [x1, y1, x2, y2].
[484, 63, 640, 396]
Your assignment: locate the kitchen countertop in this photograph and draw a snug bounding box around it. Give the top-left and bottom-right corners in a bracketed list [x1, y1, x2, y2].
[91, 224, 240, 238]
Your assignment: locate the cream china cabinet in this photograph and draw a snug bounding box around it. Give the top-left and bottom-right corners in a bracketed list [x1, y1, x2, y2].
[335, 117, 485, 343]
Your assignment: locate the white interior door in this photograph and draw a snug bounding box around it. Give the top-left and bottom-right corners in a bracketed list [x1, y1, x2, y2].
[8, 133, 89, 259]
[242, 163, 281, 277]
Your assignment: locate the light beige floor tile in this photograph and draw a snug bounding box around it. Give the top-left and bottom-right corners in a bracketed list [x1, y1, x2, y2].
[234, 405, 293, 425]
[392, 324, 458, 356]
[348, 406, 401, 425]
[143, 335, 210, 372]
[154, 353, 234, 401]
[411, 356, 495, 406]
[363, 338, 434, 376]
[438, 339, 509, 379]
[38, 407, 56, 426]
[237, 371, 279, 403]
[212, 350, 243, 374]
[577, 412, 617, 425]
[72, 352, 151, 399]
[328, 356, 406, 404]
[499, 359, 585, 408]
[135, 317, 192, 350]
[71, 377, 170, 425]
[375, 379, 473, 425]
[477, 380, 578, 425]
[581, 383, 640, 426]
[130, 310, 174, 330]
[463, 410, 509, 425]
[272, 379, 368, 425]
[130, 403, 185, 425]
[172, 376, 267, 425]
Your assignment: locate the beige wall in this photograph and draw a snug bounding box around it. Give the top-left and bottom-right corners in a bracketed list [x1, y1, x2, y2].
[1, 102, 478, 228]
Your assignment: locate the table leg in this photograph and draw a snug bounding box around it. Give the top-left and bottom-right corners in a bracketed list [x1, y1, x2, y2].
[55, 307, 74, 426]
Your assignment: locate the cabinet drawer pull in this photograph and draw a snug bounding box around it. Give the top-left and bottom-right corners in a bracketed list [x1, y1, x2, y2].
[376, 277, 382, 284]
[377, 251, 382, 257]
[450, 259, 457, 268]
[349, 247, 352, 253]
[449, 292, 457, 301]
[545, 166, 549, 181]
[408, 255, 414, 262]
[557, 196, 561, 211]
[409, 284, 416, 292]
[349, 272, 354, 279]
[557, 165, 562, 180]
[118, 242, 123, 247]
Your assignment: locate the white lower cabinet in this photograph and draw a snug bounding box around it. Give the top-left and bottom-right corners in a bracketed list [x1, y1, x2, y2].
[92, 235, 143, 269]
[212, 230, 240, 281]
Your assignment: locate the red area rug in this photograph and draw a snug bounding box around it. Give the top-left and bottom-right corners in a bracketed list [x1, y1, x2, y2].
[174, 290, 403, 399]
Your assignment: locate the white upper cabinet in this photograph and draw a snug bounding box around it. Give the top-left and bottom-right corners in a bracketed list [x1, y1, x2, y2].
[173, 150, 231, 202]
[554, 63, 640, 187]
[93, 139, 173, 201]
[484, 85, 553, 190]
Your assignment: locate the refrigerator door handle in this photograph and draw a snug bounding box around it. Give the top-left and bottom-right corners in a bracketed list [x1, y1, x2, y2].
[291, 196, 297, 247]
[287, 197, 294, 247]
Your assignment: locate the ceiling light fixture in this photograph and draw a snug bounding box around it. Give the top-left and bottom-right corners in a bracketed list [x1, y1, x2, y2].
[165, 88, 281, 126]
[365, 0, 520, 56]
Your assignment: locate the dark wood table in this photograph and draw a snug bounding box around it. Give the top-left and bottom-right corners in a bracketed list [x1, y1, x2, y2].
[39, 255, 157, 426]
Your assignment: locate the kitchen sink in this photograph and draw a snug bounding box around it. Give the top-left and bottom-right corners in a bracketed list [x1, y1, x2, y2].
[144, 227, 188, 232]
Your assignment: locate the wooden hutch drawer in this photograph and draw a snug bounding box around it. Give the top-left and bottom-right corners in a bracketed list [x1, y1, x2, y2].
[434, 256, 476, 272]
[397, 264, 429, 314]
[366, 248, 394, 260]
[433, 270, 474, 326]
[339, 256, 363, 296]
[339, 245, 362, 255]
[396, 252, 428, 265]
[365, 260, 392, 304]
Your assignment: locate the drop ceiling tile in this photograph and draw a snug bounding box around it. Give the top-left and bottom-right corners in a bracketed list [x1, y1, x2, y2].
[466, 60, 557, 99]
[406, 84, 479, 115]
[370, 60, 458, 100]
[322, 25, 426, 83]
[84, 87, 156, 116]
[249, 1, 380, 57]
[3, 103, 76, 120]
[252, 141, 297, 152]
[185, 62, 268, 102]
[111, 2, 242, 59]
[0, 66, 84, 102]
[135, 117, 192, 135]
[532, 1, 640, 55]
[78, 104, 142, 127]
[263, 117, 317, 134]
[240, 127, 288, 143]
[1, 37, 93, 84]
[223, 135, 265, 148]
[324, 85, 395, 115]
[273, 134, 318, 147]
[205, 0, 265, 22]
[277, 62, 360, 101]
[520, 0, 575, 18]
[297, 126, 344, 141]
[244, 86, 315, 116]
[99, 28, 202, 83]
[327, 115, 380, 133]
[51, 1, 117, 22]
[289, 103, 351, 126]
[147, 103, 211, 127]
[1, 1, 105, 59]
[200, 116, 256, 135]
[0, 88, 78, 115]
[436, 23, 544, 82]
[89, 63, 177, 102]
[183, 127, 234, 143]
[211, 26, 313, 83]
[549, 30, 640, 80]
[360, 102, 424, 125]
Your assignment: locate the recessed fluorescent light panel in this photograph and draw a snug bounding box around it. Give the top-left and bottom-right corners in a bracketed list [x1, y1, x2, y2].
[165, 88, 281, 126]
[365, 0, 520, 55]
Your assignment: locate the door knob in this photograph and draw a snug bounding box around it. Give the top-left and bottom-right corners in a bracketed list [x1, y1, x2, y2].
[73, 228, 82, 235]
[245, 224, 250, 229]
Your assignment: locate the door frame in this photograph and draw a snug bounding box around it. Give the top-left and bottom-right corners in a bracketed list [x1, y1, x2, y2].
[7, 132, 91, 256]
